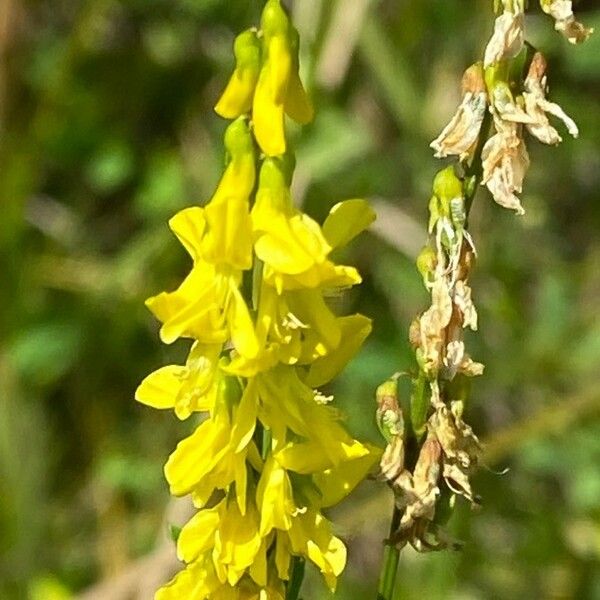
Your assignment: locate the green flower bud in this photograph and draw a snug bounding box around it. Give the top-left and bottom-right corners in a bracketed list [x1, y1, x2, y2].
[224, 117, 254, 157]
[376, 378, 404, 443]
[416, 245, 437, 281]
[432, 166, 463, 202]
[261, 0, 290, 41]
[258, 156, 288, 192]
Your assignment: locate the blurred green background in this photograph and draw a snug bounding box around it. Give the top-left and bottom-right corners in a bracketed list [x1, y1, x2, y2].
[1, 1, 599, 598]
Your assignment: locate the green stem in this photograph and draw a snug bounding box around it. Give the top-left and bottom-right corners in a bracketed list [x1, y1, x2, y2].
[376, 506, 402, 600]
[463, 107, 493, 220]
[286, 557, 306, 600]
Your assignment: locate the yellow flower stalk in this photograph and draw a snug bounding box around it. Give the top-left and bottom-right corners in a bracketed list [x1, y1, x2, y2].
[137, 1, 380, 597]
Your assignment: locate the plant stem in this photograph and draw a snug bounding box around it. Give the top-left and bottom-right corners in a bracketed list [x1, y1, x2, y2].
[376, 505, 402, 600]
[463, 108, 493, 220]
[286, 556, 306, 600]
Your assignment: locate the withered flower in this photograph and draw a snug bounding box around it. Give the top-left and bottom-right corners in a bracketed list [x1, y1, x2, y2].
[481, 115, 530, 215]
[428, 401, 481, 505]
[414, 279, 453, 376]
[430, 63, 488, 159]
[522, 52, 579, 145]
[484, 9, 525, 67]
[540, 0, 594, 44]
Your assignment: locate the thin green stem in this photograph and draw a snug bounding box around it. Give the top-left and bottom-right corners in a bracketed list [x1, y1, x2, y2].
[286, 557, 306, 600]
[463, 108, 493, 220]
[376, 506, 402, 600]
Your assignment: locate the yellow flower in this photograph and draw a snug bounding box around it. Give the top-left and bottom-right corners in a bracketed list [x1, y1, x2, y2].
[155, 555, 222, 600]
[165, 378, 259, 513]
[252, 159, 366, 292]
[253, 0, 313, 156]
[215, 30, 261, 119]
[256, 456, 296, 536]
[257, 367, 375, 470]
[135, 341, 221, 419]
[286, 509, 346, 591]
[213, 499, 263, 586]
[202, 118, 256, 270]
[146, 206, 259, 357]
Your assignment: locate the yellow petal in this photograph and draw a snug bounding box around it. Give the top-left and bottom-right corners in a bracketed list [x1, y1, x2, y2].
[322, 199, 376, 249]
[275, 531, 291, 580]
[203, 196, 254, 270]
[164, 418, 229, 496]
[287, 289, 341, 353]
[284, 27, 313, 124]
[256, 456, 295, 536]
[177, 505, 220, 563]
[306, 314, 372, 387]
[230, 380, 258, 452]
[252, 64, 286, 157]
[135, 365, 182, 410]
[168, 207, 206, 261]
[227, 284, 259, 359]
[284, 68, 313, 124]
[313, 443, 382, 507]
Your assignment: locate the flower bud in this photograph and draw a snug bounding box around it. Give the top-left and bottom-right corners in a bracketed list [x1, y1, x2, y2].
[215, 29, 261, 119]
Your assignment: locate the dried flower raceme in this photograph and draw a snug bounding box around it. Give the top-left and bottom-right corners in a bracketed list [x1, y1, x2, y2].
[378, 169, 484, 552]
[137, 2, 380, 598]
[540, 0, 594, 44]
[376, 0, 591, 587]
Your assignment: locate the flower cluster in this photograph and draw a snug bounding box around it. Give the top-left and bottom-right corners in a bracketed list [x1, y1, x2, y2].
[433, 0, 590, 215]
[137, 1, 380, 597]
[377, 169, 483, 551]
[379, 0, 591, 553]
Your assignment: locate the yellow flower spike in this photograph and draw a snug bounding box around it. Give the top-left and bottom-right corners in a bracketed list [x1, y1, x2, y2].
[135, 341, 222, 419]
[284, 26, 314, 125]
[215, 29, 262, 119]
[256, 455, 296, 536]
[253, 0, 293, 156]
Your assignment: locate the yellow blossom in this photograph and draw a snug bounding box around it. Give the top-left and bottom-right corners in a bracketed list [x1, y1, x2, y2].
[135, 341, 221, 419]
[253, 0, 313, 156]
[165, 378, 258, 513]
[215, 30, 261, 119]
